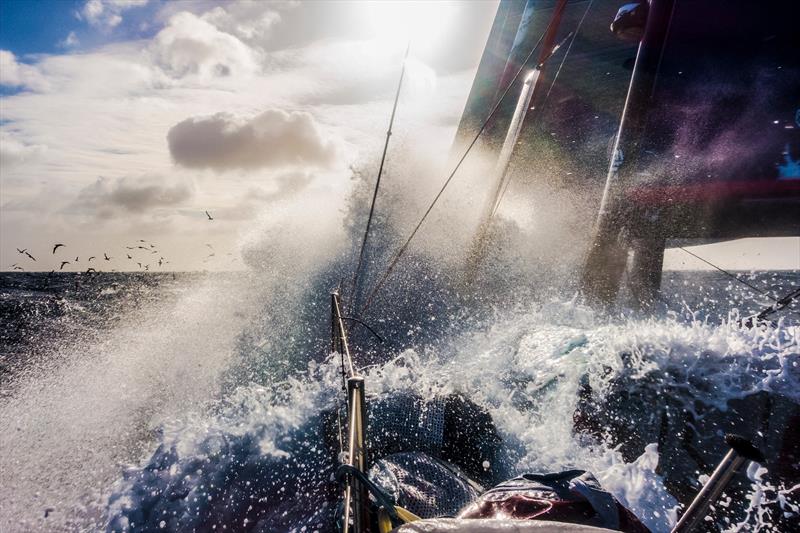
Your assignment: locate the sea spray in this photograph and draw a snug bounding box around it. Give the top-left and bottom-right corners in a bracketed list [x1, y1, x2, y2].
[101, 291, 797, 532]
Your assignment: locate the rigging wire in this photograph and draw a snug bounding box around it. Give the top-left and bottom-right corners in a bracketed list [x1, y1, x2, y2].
[676, 245, 778, 302]
[544, 0, 595, 100]
[349, 42, 411, 312]
[359, 17, 564, 315]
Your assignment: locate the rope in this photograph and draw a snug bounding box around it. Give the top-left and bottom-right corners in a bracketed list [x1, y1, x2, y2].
[359, 16, 563, 315]
[676, 246, 778, 302]
[350, 42, 411, 312]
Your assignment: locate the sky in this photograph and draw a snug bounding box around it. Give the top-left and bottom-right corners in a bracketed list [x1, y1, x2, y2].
[0, 0, 797, 273]
[0, 0, 502, 272]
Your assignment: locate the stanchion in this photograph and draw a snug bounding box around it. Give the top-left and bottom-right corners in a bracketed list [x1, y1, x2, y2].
[672, 434, 765, 533]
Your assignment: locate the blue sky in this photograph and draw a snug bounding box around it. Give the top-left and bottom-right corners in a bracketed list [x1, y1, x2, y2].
[0, 0, 161, 59]
[0, 0, 83, 55]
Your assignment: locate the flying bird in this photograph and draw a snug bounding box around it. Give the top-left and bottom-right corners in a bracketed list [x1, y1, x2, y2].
[158, 258, 163, 267]
[137, 262, 142, 269]
[16, 248, 27, 254]
[88, 256, 96, 262]
[126, 254, 132, 259]
[75, 256, 79, 262]
[59, 261, 70, 270]
[205, 210, 214, 221]
[52, 243, 65, 254]
[104, 253, 111, 261]
[144, 264, 149, 271]
[137, 246, 148, 250]
[85, 268, 96, 273]
[138, 239, 147, 243]
[126, 246, 135, 250]
[24, 251, 36, 261]
[13, 265, 23, 271]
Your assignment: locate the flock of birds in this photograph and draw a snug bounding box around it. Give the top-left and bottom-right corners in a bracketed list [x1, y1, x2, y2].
[5, 211, 232, 273]
[9, 240, 171, 274]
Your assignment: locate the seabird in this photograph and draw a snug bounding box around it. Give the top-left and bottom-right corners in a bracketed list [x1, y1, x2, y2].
[59, 261, 70, 270]
[85, 268, 96, 273]
[24, 252, 36, 261]
[126, 246, 135, 250]
[52, 243, 65, 254]
[158, 258, 163, 267]
[16, 248, 27, 254]
[88, 256, 96, 262]
[75, 256, 79, 262]
[144, 264, 149, 271]
[104, 253, 111, 261]
[126, 254, 132, 259]
[137, 262, 142, 269]
[13, 265, 23, 271]
[205, 210, 214, 221]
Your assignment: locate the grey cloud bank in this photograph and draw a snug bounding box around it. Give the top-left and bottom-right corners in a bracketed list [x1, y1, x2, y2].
[75, 175, 195, 218]
[167, 109, 338, 172]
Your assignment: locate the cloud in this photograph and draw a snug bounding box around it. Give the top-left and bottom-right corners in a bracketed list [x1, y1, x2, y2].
[59, 31, 80, 49]
[201, 2, 282, 42]
[167, 109, 338, 171]
[211, 172, 314, 221]
[79, 0, 149, 30]
[0, 51, 48, 91]
[0, 131, 46, 167]
[74, 175, 194, 218]
[151, 11, 258, 79]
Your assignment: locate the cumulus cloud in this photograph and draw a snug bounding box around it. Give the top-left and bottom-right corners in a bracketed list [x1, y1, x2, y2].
[167, 109, 338, 172]
[79, 0, 149, 30]
[0, 51, 48, 91]
[151, 11, 258, 79]
[0, 132, 46, 167]
[201, 2, 282, 42]
[74, 175, 194, 218]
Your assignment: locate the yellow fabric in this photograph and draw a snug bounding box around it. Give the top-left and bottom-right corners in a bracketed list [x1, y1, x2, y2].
[378, 507, 393, 533]
[393, 506, 421, 523]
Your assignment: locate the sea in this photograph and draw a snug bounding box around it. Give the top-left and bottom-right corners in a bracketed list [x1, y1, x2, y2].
[0, 269, 797, 533]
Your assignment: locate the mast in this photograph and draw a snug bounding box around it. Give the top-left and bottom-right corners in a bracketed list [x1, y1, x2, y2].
[463, 0, 569, 283]
[464, 69, 538, 282]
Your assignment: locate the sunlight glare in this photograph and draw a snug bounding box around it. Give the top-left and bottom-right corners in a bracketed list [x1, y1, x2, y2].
[362, 1, 456, 55]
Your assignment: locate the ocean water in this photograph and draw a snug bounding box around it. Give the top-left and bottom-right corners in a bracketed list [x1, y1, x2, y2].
[0, 269, 797, 532]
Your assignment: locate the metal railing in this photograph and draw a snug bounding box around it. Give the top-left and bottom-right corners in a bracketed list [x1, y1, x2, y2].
[332, 291, 370, 533]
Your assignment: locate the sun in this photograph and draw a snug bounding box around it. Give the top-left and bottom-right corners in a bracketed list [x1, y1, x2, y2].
[359, 0, 456, 56]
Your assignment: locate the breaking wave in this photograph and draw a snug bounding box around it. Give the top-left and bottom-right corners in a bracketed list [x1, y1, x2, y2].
[100, 292, 798, 533]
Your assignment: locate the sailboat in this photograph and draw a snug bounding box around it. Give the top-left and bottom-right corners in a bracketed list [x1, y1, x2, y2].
[330, 0, 797, 531]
